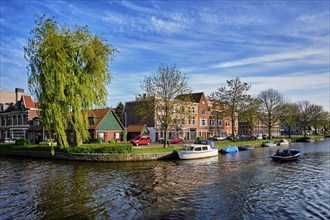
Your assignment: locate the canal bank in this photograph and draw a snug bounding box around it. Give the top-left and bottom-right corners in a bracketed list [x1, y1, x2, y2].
[3, 150, 179, 162]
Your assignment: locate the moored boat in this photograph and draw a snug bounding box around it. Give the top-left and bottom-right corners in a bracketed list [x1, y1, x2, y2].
[220, 145, 238, 153]
[296, 137, 314, 142]
[276, 139, 290, 146]
[177, 144, 218, 160]
[271, 149, 301, 162]
[238, 145, 254, 151]
[261, 141, 277, 147]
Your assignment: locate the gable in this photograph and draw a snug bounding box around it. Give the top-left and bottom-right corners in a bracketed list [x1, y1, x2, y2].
[96, 111, 123, 130]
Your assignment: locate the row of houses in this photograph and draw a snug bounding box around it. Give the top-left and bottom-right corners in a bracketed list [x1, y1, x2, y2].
[0, 88, 124, 144]
[0, 88, 281, 144]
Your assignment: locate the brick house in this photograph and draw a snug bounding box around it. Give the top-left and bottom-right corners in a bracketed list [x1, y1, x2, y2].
[0, 90, 40, 140]
[85, 108, 124, 142]
[125, 92, 237, 142]
[28, 108, 124, 144]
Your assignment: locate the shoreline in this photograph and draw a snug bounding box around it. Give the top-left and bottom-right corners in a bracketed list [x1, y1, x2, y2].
[3, 150, 179, 162]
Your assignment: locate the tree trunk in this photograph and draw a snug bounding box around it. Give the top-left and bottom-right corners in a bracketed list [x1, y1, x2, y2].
[231, 118, 236, 142]
[163, 128, 167, 148]
[288, 126, 291, 138]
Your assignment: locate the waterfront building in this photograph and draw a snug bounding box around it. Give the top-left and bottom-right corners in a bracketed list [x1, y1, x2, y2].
[27, 108, 124, 144]
[125, 92, 237, 142]
[0, 88, 40, 140]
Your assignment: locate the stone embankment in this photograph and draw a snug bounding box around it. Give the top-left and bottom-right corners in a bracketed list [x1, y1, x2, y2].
[5, 150, 179, 162]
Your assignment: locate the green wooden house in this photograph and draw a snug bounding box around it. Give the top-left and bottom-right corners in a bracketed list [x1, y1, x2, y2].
[87, 108, 124, 142]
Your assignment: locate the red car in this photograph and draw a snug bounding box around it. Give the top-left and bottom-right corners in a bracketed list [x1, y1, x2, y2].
[169, 137, 182, 144]
[130, 135, 151, 146]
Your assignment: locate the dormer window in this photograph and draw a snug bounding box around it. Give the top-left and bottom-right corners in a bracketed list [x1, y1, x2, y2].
[88, 117, 98, 125]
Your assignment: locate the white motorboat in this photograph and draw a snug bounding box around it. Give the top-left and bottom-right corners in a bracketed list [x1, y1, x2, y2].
[276, 139, 290, 146]
[177, 144, 218, 160]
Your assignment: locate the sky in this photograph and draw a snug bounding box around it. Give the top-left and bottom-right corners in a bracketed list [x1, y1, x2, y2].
[1, 0, 329, 111]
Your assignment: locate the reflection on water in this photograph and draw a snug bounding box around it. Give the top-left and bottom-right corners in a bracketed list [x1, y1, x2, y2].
[1, 139, 329, 219]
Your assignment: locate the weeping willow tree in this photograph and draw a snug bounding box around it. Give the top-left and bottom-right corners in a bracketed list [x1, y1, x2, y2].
[24, 16, 115, 147]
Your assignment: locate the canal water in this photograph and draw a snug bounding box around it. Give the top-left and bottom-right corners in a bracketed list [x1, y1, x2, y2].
[1, 139, 329, 219]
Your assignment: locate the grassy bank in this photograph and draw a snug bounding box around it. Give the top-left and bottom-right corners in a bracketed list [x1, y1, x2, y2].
[1, 135, 326, 156]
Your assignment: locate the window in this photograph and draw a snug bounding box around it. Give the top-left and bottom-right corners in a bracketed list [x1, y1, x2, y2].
[210, 119, 215, 126]
[217, 120, 222, 126]
[201, 109, 206, 115]
[88, 117, 95, 125]
[188, 117, 191, 125]
[226, 120, 230, 126]
[192, 107, 195, 113]
[200, 119, 207, 126]
[192, 116, 195, 125]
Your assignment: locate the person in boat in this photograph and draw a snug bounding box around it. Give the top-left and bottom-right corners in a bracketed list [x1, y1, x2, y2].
[276, 149, 281, 156]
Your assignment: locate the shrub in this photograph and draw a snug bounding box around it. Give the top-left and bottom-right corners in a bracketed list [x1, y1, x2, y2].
[196, 136, 203, 140]
[66, 143, 133, 154]
[15, 138, 31, 146]
[108, 139, 116, 144]
[96, 138, 103, 143]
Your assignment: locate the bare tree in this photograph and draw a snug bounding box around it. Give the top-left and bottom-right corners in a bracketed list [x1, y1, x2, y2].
[257, 88, 284, 139]
[209, 77, 251, 141]
[138, 64, 191, 147]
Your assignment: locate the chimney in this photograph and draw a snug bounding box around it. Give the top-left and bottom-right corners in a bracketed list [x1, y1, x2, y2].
[15, 88, 24, 102]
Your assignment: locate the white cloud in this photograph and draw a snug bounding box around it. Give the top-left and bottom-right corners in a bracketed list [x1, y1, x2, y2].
[211, 49, 325, 69]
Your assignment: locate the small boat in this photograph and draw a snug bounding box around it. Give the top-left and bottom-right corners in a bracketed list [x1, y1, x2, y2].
[238, 145, 254, 151]
[271, 149, 301, 162]
[261, 141, 277, 147]
[276, 139, 290, 146]
[296, 137, 314, 142]
[177, 144, 218, 160]
[220, 145, 238, 153]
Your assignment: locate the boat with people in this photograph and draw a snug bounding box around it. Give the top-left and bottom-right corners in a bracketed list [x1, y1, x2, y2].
[220, 145, 238, 153]
[276, 139, 290, 146]
[177, 144, 218, 160]
[271, 149, 301, 162]
[238, 145, 254, 151]
[261, 141, 277, 147]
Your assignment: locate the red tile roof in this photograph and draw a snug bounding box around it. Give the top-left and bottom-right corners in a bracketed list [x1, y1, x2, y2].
[87, 108, 111, 129]
[127, 124, 147, 132]
[23, 95, 39, 109]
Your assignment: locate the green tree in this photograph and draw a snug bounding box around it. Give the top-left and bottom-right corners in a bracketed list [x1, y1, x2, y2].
[24, 16, 116, 147]
[309, 105, 328, 135]
[257, 88, 284, 139]
[297, 100, 314, 137]
[209, 77, 251, 141]
[138, 64, 191, 147]
[238, 97, 261, 136]
[280, 102, 299, 138]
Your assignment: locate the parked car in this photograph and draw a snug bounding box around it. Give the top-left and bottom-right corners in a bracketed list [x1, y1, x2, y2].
[212, 136, 227, 141]
[2, 138, 16, 143]
[169, 137, 182, 144]
[130, 135, 151, 146]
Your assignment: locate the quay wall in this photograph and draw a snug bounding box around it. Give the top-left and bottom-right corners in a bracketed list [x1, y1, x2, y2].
[4, 150, 179, 162]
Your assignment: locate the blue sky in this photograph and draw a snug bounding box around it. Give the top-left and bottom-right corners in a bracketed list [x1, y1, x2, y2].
[1, 0, 329, 111]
